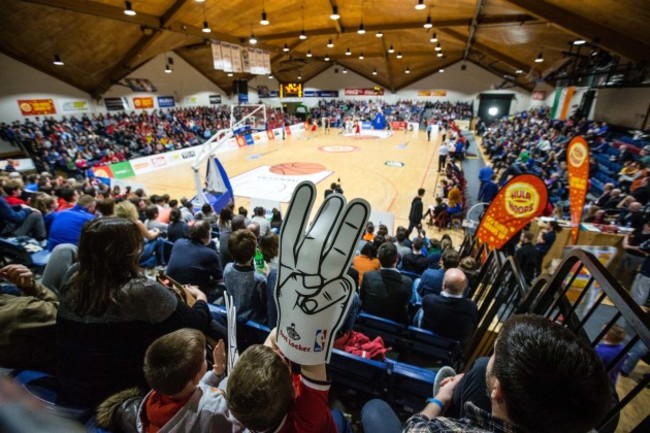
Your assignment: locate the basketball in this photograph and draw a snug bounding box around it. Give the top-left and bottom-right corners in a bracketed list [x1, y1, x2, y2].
[270, 162, 326, 175]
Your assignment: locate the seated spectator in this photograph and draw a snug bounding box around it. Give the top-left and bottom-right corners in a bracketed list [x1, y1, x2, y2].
[238, 206, 250, 226]
[515, 231, 539, 285]
[360, 242, 412, 324]
[260, 233, 281, 327]
[180, 197, 195, 223]
[401, 237, 428, 275]
[56, 217, 222, 407]
[217, 206, 233, 233]
[166, 220, 224, 301]
[223, 229, 267, 324]
[55, 187, 78, 212]
[31, 192, 57, 233]
[195, 203, 218, 225]
[617, 201, 644, 228]
[3, 179, 28, 206]
[630, 176, 650, 205]
[251, 206, 272, 237]
[96, 197, 115, 217]
[115, 200, 164, 267]
[419, 268, 477, 343]
[167, 208, 189, 242]
[220, 215, 246, 267]
[458, 256, 480, 294]
[362, 221, 375, 242]
[144, 204, 168, 234]
[394, 228, 412, 259]
[0, 193, 46, 240]
[353, 241, 381, 286]
[418, 248, 460, 297]
[535, 220, 561, 274]
[602, 188, 625, 209]
[97, 330, 241, 433]
[270, 207, 283, 233]
[47, 194, 96, 251]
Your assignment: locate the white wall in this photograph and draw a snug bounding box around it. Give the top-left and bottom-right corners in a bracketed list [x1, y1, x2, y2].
[595, 87, 650, 130]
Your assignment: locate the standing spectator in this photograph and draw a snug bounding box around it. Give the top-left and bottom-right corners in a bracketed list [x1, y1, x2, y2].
[438, 141, 450, 172]
[516, 231, 539, 284]
[535, 221, 561, 275]
[407, 188, 425, 237]
[251, 206, 272, 237]
[167, 208, 189, 242]
[270, 208, 283, 233]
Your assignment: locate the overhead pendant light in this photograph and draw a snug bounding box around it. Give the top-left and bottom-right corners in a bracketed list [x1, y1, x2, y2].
[376, 31, 383, 38]
[124, 1, 136, 16]
[249, 33, 257, 44]
[372, 69, 377, 75]
[298, 73, 302, 80]
[535, 50, 544, 63]
[330, 5, 340, 20]
[430, 32, 438, 43]
[437, 51, 443, 57]
[396, 52, 403, 59]
[388, 44, 395, 54]
[202, 20, 211, 33]
[435, 42, 441, 51]
[405, 66, 411, 74]
[342, 68, 348, 74]
[53, 54, 64, 66]
[299, 29, 307, 40]
[165, 63, 172, 73]
[439, 69, 444, 73]
[346, 48, 351, 56]
[359, 52, 364, 60]
[573, 39, 586, 45]
[415, 0, 425, 11]
[515, 69, 523, 74]
[306, 50, 312, 57]
[283, 43, 290, 52]
[424, 15, 433, 29]
[324, 54, 330, 61]
[327, 39, 334, 48]
[357, 22, 365, 34]
[260, 10, 269, 26]
[227, 72, 233, 77]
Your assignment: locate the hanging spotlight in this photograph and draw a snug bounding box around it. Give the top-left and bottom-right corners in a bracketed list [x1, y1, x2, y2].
[396, 52, 403, 59]
[330, 6, 340, 20]
[515, 69, 523, 74]
[573, 39, 586, 45]
[430, 32, 438, 43]
[53, 54, 64, 66]
[376, 31, 383, 38]
[357, 22, 365, 34]
[283, 43, 290, 52]
[260, 10, 269, 26]
[227, 72, 233, 77]
[372, 69, 377, 75]
[439, 69, 444, 73]
[268, 74, 273, 79]
[324, 54, 330, 61]
[202, 20, 211, 33]
[299, 29, 307, 40]
[405, 66, 411, 74]
[359, 52, 364, 60]
[415, 0, 425, 10]
[342, 68, 348, 74]
[249, 33, 257, 44]
[124, 1, 136, 16]
[327, 39, 334, 48]
[388, 44, 395, 54]
[437, 51, 443, 57]
[346, 48, 352, 56]
[297, 73, 302, 80]
[435, 42, 441, 51]
[165, 64, 172, 73]
[306, 50, 312, 57]
[535, 50, 544, 63]
[424, 15, 433, 29]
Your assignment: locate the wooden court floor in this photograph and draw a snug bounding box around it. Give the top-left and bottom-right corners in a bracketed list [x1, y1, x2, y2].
[132, 127, 465, 245]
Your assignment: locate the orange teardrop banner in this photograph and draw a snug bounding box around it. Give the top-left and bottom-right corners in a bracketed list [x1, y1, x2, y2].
[567, 136, 590, 244]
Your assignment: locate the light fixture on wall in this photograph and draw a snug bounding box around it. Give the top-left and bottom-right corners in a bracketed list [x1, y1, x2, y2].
[376, 31, 383, 38]
[53, 54, 64, 66]
[249, 33, 257, 44]
[330, 5, 340, 20]
[124, 1, 136, 16]
[430, 32, 438, 43]
[535, 50, 544, 63]
[306, 50, 312, 57]
[415, 0, 425, 10]
[283, 43, 290, 52]
[327, 39, 334, 48]
[424, 14, 433, 29]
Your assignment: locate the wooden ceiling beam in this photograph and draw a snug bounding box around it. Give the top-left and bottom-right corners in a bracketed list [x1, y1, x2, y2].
[380, 37, 396, 93]
[256, 14, 537, 41]
[174, 50, 231, 96]
[467, 58, 533, 92]
[395, 57, 462, 91]
[441, 28, 530, 74]
[503, 0, 650, 62]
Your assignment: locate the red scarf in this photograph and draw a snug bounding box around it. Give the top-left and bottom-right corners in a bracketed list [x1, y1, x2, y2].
[144, 390, 192, 433]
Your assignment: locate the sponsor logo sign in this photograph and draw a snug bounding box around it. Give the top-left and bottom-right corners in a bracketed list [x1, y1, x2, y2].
[567, 137, 590, 243]
[17, 99, 56, 116]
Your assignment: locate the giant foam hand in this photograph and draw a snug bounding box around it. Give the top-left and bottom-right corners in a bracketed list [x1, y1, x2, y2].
[275, 181, 370, 365]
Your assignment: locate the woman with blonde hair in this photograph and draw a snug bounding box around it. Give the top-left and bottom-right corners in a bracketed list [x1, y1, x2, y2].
[115, 200, 164, 267]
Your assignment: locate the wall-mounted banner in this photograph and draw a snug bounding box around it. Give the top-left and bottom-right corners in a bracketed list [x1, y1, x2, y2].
[133, 97, 154, 109]
[417, 90, 447, 97]
[61, 100, 90, 113]
[476, 174, 548, 249]
[17, 99, 56, 116]
[567, 136, 590, 244]
[280, 83, 303, 98]
[532, 90, 546, 101]
[157, 96, 175, 108]
[184, 96, 200, 106]
[209, 95, 222, 104]
[344, 87, 384, 96]
[104, 97, 129, 111]
[304, 90, 339, 98]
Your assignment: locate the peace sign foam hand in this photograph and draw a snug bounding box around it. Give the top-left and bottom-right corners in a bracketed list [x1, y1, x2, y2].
[275, 181, 370, 365]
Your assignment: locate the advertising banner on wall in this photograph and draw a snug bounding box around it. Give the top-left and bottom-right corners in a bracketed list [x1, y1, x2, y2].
[157, 96, 175, 108]
[417, 90, 447, 97]
[110, 161, 136, 179]
[184, 96, 200, 106]
[209, 95, 222, 104]
[304, 90, 339, 97]
[104, 97, 129, 111]
[133, 97, 154, 109]
[344, 88, 384, 96]
[476, 174, 549, 249]
[567, 136, 590, 244]
[61, 100, 90, 113]
[17, 99, 56, 116]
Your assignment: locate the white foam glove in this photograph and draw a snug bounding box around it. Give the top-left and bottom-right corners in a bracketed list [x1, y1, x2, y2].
[275, 181, 369, 365]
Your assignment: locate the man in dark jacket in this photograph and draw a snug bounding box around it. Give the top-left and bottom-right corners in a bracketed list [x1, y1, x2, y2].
[515, 231, 539, 284]
[406, 188, 425, 237]
[360, 242, 412, 324]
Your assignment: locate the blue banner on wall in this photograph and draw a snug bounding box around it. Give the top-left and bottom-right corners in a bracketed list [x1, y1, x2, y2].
[157, 96, 175, 108]
[304, 90, 339, 97]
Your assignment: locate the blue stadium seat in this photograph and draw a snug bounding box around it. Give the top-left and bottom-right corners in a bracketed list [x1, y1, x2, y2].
[0, 237, 50, 274]
[355, 312, 406, 350]
[405, 326, 460, 367]
[329, 349, 387, 397]
[385, 359, 436, 410]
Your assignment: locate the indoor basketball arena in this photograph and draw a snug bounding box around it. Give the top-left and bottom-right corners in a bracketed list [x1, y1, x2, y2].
[0, 1, 649, 432]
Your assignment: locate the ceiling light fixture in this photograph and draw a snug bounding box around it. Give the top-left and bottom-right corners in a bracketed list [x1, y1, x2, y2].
[342, 68, 348, 73]
[306, 50, 312, 57]
[372, 69, 377, 75]
[124, 1, 136, 16]
[357, 22, 365, 34]
[359, 52, 364, 59]
[415, 0, 425, 11]
[515, 69, 523, 74]
[260, 10, 269, 26]
[299, 6, 307, 39]
[396, 52, 403, 59]
[535, 50, 544, 63]
[324, 55, 330, 61]
[330, 6, 340, 20]
[249, 33, 257, 44]
[435, 42, 441, 51]
[405, 66, 411, 74]
[439, 69, 444, 73]
[53, 54, 64, 66]
[283, 43, 290, 52]
[376, 31, 383, 38]
[327, 39, 334, 48]
[437, 52, 443, 57]
[165, 63, 172, 73]
[299, 30, 307, 40]
[424, 15, 433, 29]
[388, 44, 395, 53]
[227, 72, 233, 77]
[573, 39, 586, 45]
[268, 74, 273, 79]
[298, 73, 302, 80]
[346, 48, 351, 56]
[202, 20, 211, 33]
[430, 32, 438, 43]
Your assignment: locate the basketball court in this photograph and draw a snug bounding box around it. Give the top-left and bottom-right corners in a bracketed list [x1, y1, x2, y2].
[130, 126, 465, 244]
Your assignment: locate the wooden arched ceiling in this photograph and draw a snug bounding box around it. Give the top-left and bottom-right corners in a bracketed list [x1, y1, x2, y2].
[2, 0, 648, 98]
